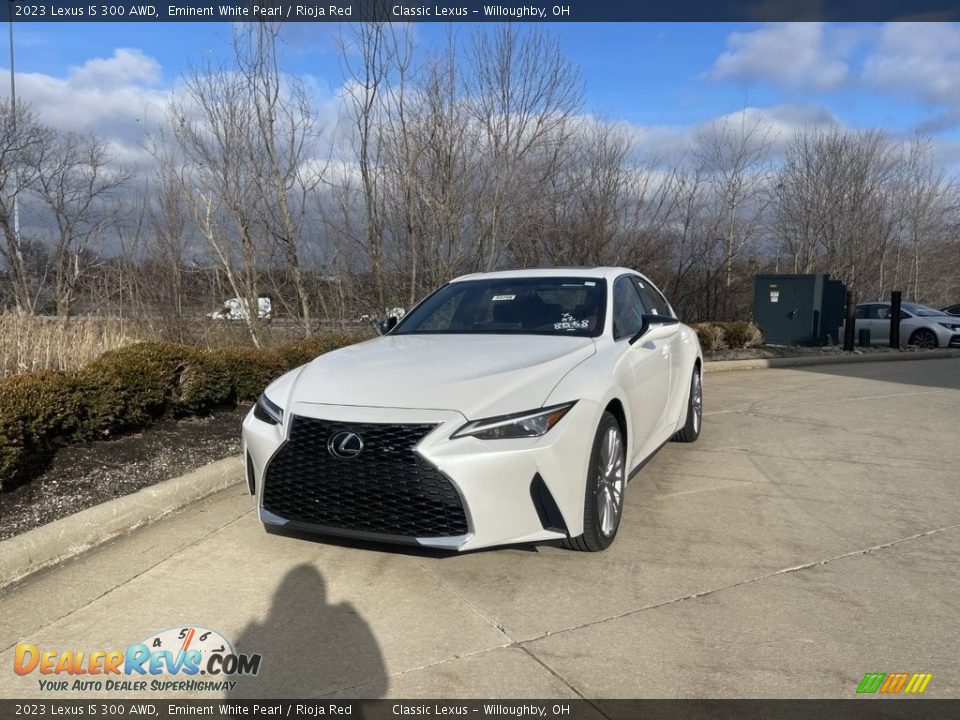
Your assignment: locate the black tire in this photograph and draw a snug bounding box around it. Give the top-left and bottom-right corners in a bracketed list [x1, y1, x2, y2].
[908, 328, 938, 349]
[563, 411, 626, 552]
[673, 366, 702, 443]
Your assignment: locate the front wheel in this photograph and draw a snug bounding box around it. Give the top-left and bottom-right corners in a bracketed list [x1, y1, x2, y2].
[909, 328, 938, 349]
[673, 367, 702, 443]
[563, 411, 626, 552]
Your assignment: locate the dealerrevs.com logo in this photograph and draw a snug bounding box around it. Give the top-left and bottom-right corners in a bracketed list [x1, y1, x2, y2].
[14, 625, 262, 693]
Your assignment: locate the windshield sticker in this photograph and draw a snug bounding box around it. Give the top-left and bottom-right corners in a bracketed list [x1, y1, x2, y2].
[492, 295, 515, 301]
[554, 312, 589, 330]
[584, 281, 596, 286]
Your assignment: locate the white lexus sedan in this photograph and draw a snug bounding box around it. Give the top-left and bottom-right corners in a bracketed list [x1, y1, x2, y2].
[242, 268, 703, 552]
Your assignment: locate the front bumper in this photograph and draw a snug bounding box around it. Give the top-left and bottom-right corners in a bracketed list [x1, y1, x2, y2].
[242, 400, 600, 551]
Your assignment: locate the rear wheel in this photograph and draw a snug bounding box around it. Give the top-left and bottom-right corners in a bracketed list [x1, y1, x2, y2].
[564, 412, 626, 552]
[909, 328, 938, 349]
[673, 367, 702, 443]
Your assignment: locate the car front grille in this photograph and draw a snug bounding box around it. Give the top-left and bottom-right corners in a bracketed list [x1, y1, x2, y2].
[262, 416, 469, 538]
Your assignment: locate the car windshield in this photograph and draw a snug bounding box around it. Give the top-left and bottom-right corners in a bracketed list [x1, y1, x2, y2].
[394, 277, 607, 337]
[902, 302, 946, 317]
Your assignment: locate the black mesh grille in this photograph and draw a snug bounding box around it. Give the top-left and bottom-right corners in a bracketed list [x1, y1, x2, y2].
[262, 416, 468, 538]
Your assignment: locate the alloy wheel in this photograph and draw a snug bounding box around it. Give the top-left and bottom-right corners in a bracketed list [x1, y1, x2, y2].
[692, 372, 703, 434]
[912, 329, 937, 349]
[596, 425, 626, 537]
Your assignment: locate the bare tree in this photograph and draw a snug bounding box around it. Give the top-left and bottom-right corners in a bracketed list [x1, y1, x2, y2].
[404, 36, 480, 292]
[34, 133, 130, 318]
[163, 62, 267, 346]
[339, 22, 393, 312]
[773, 128, 958, 305]
[0, 100, 49, 314]
[468, 25, 583, 271]
[144, 168, 191, 340]
[527, 119, 674, 270]
[235, 23, 325, 335]
[891, 137, 957, 301]
[692, 114, 773, 317]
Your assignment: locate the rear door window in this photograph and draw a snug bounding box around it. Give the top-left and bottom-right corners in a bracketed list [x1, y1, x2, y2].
[632, 277, 674, 318]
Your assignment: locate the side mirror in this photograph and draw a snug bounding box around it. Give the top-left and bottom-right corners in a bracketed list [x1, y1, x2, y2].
[629, 314, 679, 344]
[378, 316, 399, 335]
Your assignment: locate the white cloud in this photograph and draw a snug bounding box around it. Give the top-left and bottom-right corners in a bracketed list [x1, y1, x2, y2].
[709, 103, 838, 147]
[862, 23, 960, 107]
[68, 48, 162, 88]
[4, 50, 172, 175]
[709, 23, 851, 91]
[615, 104, 840, 167]
[3, 49, 346, 177]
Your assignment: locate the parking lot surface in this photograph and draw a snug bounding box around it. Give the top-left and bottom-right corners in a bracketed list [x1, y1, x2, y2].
[2, 359, 958, 699]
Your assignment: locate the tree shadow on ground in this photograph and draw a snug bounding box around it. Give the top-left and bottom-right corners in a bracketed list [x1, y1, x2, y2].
[226, 563, 387, 701]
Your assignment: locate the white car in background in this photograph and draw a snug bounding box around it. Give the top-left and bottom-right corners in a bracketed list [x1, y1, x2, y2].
[849, 301, 960, 349]
[206, 296, 272, 321]
[243, 268, 703, 552]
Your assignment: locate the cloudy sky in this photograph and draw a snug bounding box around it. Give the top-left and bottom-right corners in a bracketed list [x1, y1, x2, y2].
[4, 21, 960, 169]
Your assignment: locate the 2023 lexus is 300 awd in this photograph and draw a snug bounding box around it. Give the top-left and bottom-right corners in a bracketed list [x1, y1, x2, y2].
[243, 268, 703, 552]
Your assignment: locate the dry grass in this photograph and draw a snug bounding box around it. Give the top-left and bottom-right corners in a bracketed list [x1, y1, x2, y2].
[0, 314, 150, 379]
[0, 314, 373, 379]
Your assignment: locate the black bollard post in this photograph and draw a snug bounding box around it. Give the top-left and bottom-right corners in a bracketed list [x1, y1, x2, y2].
[890, 290, 902, 349]
[843, 290, 856, 352]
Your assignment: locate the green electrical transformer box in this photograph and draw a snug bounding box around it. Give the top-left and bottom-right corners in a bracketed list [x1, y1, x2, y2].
[753, 273, 847, 346]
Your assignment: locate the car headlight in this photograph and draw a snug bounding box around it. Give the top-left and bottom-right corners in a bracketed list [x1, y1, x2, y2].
[451, 402, 576, 440]
[253, 393, 284, 425]
[938, 322, 960, 331]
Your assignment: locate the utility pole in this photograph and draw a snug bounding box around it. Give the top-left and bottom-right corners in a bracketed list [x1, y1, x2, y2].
[8, 4, 24, 313]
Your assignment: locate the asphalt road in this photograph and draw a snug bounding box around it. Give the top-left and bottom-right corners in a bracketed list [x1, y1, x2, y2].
[2, 359, 959, 700]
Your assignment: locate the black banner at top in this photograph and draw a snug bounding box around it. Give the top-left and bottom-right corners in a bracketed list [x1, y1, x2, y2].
[1, 0, 959, 23]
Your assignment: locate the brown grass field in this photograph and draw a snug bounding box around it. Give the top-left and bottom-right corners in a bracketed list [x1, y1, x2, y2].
[0, 314, 353, 379]
[0, 315, 148, 378]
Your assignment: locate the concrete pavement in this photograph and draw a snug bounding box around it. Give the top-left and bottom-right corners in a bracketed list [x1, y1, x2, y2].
[1, 358, 958, 699]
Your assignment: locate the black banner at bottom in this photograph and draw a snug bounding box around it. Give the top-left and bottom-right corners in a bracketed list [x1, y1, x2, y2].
[1, 699, 957, 720]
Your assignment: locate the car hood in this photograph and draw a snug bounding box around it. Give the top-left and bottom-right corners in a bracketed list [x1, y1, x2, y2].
[281, 334, 596, 418]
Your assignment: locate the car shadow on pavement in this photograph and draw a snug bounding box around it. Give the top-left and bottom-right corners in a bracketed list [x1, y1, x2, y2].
[788, 355, 960, 392]
[225, 563, 388, 700]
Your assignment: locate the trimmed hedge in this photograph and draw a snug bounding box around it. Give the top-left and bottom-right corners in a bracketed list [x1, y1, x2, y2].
[694, 321, 764, 353]
[0, 334, 365, 492]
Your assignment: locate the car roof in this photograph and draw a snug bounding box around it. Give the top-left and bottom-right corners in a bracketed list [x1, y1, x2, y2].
[859, 300, 938, 306]
[450, 267, 641, 283]
[858, 301, 948, 313]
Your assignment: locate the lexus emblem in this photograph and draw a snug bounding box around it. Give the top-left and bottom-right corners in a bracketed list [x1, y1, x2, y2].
[328, 431, 364, 459]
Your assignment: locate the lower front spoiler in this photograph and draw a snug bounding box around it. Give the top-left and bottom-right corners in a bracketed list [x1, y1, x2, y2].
[259, 507, 472, 551]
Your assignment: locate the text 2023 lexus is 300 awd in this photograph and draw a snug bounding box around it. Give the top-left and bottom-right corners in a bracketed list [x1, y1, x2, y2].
[242, 268, 703, 552]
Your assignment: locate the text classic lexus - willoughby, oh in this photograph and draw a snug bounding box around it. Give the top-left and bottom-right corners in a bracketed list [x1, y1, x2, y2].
[242, 268, 703, 552]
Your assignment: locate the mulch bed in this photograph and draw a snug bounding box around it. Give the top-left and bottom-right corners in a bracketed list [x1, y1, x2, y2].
[0, 405, 250, 541]
[704, 344, 912, 361]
